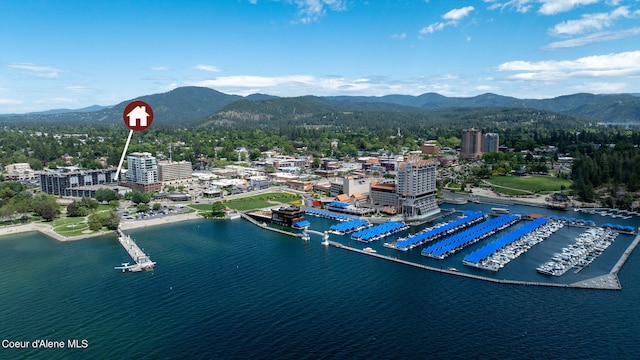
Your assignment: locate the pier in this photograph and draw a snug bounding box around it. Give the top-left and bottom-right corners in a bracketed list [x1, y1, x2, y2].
[115, 228, 155, 272]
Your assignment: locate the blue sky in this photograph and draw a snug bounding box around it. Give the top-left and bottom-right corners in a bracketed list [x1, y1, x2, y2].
[1, 0, 639, 113]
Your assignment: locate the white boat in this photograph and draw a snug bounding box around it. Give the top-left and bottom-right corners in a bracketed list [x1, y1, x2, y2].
[491, 207, 510, 215]
[363, 247, 377, 253]
[114, 262, 138, 272]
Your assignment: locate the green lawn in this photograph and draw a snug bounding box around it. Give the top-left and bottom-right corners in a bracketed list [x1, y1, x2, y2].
[486, 175, 571, 195]
[97, 204, 113, 212]
[486, 186, 531, 196]
[225, 192, 300, 211]
[188, 204, 212, 211]
[191, 192, 301, 212]
[52, 216, 91, 237]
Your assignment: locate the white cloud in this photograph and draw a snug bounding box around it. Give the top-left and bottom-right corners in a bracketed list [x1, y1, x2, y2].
[576, 81, 628, 93]
[498, 51, 640, 81]
[484, 0, 534, 13]
[443, 6, 475, 21]
[550, 6, 635, 36]
[420, 22, 446, 34]
[7, 63, 65, 78]
[486, 0, 601, 15]
[391, 33, 407, 39]
[151, 66, 170, 71]
[543, 27, 640, 49]
[186, 74, 443, 97]
[289, 0, 347, 24]
[35, 97, 78, 105]
[420, 6, 474, 35]
[65, 85, 91, 92]
[538, 0, 600, 15]
[474, 85, 499, 92]
[0, 98, 22, 105]
[195, 64, 222, 72]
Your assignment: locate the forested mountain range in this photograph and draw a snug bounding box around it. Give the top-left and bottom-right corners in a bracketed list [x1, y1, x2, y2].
[1, 86, 638, 128]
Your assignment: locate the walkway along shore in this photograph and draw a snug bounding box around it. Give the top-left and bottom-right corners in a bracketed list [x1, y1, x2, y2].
[0, 211, 203, 242]
[242, 214, 640, 291]
[0, 222, 112, 242]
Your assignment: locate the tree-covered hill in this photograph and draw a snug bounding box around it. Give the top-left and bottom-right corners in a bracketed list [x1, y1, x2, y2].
[0, 86, 241, 126]
[201, 95, 586, 130]
[1, 86, 638, 127]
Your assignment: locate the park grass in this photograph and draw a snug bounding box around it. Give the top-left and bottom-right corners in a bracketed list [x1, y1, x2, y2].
[487, 185, 531, 196]
[486, 175, 571, 195]
[190, 192, 301, 212]
[224, 192, 300, 211]
[97, 204, 113, 212]
[52, 216, 90, 237]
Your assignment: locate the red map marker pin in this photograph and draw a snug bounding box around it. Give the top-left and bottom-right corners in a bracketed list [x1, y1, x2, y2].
[123, 100, 154, 131]
[114, 100, 155, 181]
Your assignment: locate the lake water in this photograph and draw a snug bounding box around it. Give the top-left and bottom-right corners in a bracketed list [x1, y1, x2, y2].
[1, 203, 640, 359]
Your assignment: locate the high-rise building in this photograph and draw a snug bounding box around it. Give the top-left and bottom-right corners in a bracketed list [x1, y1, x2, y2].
[126, 152, 161, 192]
[396, 159, 440, 220]
[461, 128, 483, 159]
[158, 160, 192, 182]
[484, 133, 500, 153]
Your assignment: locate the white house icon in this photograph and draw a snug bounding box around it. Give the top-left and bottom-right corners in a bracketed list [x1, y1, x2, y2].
[126, 105, 151, 127]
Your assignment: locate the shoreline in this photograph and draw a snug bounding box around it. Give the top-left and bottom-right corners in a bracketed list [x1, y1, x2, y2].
[0, 211, 204, 242]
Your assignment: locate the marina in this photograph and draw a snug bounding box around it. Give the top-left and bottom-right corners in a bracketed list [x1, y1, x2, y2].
[259, 199, 640, 291]
[421, 214, 522, 259]
[536, 227, 618, 276]
[304, 208, 350, 221]
[386, 210, 486, 251]
[463, 218, 563, 271]
[328, 219, 371, 235]
[349, 221, 408, 243]
[574, 207, 640, 220]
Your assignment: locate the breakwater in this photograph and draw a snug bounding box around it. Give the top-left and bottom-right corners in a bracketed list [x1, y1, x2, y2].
[241, 211, 640, 291]
[333, 242, 621, 290]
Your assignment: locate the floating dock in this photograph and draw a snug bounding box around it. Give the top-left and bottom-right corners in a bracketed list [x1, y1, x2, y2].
[387, 211, 486, 251]
[422, 214, 522, 259]
[115, 228, 155, 272]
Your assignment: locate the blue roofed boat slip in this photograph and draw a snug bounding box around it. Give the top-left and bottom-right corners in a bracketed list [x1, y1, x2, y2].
[329, 219, 371, 235]
[386, 211, 486, 251]
[462, 218, 562, 271]
[350, 221, 409, 243]
[304, 208, 350, 221]
[422, 214, 521, 259]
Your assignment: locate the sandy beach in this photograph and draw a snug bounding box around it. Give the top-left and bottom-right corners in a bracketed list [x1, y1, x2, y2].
[0, 211, 205, 242]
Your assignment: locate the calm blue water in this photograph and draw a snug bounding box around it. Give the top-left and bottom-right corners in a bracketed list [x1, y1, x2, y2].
[1, 205, 640, 359]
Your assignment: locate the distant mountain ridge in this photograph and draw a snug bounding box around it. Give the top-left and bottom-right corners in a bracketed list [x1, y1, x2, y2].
[1, 86, 638, 126]
[27, 104, 110, 115]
